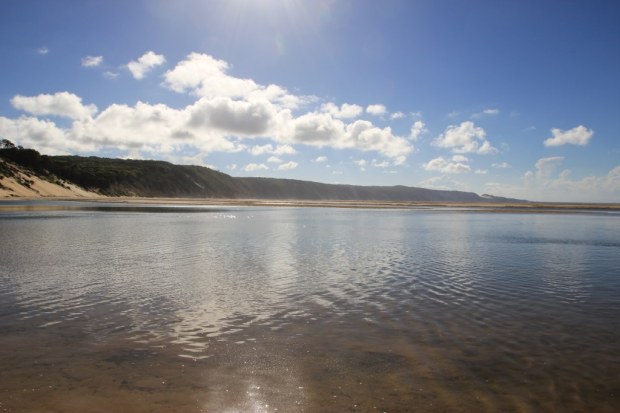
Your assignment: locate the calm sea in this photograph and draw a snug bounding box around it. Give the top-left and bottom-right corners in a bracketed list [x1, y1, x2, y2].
[1, 202, 619, 412]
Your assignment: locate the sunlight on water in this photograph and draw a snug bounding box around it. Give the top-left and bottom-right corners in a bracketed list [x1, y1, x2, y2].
[0, 203, 619, 412]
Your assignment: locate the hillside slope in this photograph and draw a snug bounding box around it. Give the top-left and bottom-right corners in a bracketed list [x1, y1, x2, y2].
[0, 158, 100, 198]
[0, 141, 523, 202]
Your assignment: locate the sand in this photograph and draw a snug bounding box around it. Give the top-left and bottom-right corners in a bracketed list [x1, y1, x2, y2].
[0, 163, 101, 199]
[0, 175, 101, 198]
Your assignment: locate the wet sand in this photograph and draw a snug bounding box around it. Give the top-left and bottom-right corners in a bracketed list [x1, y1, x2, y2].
[1, 195, 619, 214]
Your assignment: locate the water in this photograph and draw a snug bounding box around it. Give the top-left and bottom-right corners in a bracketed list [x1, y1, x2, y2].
[1, 202, 619, 412]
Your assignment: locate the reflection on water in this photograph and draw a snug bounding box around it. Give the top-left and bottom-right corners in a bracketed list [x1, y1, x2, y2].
[1, 204, 619, 412]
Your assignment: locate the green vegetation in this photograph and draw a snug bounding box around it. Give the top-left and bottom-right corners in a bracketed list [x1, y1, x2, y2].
[0, 139, 522, 202]
[48, 156, 239, 197]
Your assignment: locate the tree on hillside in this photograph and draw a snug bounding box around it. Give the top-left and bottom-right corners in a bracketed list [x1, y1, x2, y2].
[1, 139, 16, 149]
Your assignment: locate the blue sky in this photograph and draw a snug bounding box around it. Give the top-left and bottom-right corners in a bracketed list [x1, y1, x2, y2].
[1, 0, 619, 202]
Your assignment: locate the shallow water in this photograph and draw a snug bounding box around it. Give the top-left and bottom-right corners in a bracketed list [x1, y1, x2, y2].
[1, 202, 619, 412]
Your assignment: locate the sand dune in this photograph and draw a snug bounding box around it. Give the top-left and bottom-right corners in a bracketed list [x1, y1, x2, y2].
[0, 162, 100, 198]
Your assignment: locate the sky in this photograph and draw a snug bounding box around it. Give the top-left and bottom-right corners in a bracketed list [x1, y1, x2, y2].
[1, 0, 619, 202]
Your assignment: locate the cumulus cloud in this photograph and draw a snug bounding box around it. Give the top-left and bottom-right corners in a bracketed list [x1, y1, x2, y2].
[36, 47, 48, 55]
[313, 156, 328, 163]
[366, 104, 387, 116]
[2, 53, 416, 163]
[11, 92, 97, 120]
[433, 121, 496, 154]
[188, 97, 277, 136]
[492, 162, 511, 169]
[164, 53, 258, 97]
[81, 55, 103, 67]
[286, 114, 411, 159]
[277, 161, 298, 171]
[0, 116, 90, 154]
[127, 51, 166, 80]
[320, 102, 363, 119]
[267, 156, 283, 163]
[390, 111, 405, 120]
[243, 163, 269, 172]
[409, 120, 427, 141]
[544, 125, 594, 147]
[249, 144, 297, 156]
[423, 155, 472, 174]
[162, 52, 303, 109]
[249, 144, 274, 156]
[4, 94, 409, 162]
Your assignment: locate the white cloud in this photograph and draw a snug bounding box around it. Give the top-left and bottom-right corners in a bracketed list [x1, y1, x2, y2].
[492, 162, 511, 169]
[3, 92, 409, 163]
[433, 121, 496, 154]
[273, 144, 297, 155]
[277, 161, 298, 171]
[249, 144, 297, 156]
[371, 159, 390, 168]
[1, 53, 419, 163]
[163, 53, 257, 97]
[188, 96, 277, 136]
[409, 120, 427, 141]
[162, 52, 303, 109]
[320, 102, 363, 119]
[366, 104, 387, 116]
[11, 92, 97, 120]
[475, 169, 488, 174]
[81, 55, 103, 67]
[0, 116, 90, 154]
[423, 155, 472, 174]
[243, 163, 269, 172]
[485, 163, 620, 203]
[267, 156, 283, 164]
[226, 164, 237, 170]
[127, 51, 166, 80]
[344, 120, 411, 158]
[69, 100, 244, 155]
[287, 113, 411, 159]
[544, 125, 594, 147]
[163, 53, 410, 159]
[390, 111, 405, 120]
[313, 156, 328, 163]
[249, 144, 274, 156]
[451, 155, 469, 162]
[472, 108, 500, 118]
[392, 155, 407, 166]
[36, 47, 48, 55]
[354, 159, 367, 167]
[104, 71, 119, 79]
[418, 176, 470, 191]
[535, 156, 564, 178]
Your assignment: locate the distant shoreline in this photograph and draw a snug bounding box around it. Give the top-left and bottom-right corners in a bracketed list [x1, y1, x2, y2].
[1, 196, 619, 214]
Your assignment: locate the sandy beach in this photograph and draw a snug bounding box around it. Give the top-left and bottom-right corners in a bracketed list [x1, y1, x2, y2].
[1, 193, 619, 214]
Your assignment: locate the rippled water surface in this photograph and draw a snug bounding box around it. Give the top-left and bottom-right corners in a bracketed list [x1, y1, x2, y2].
[1, 202, 619, 412]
